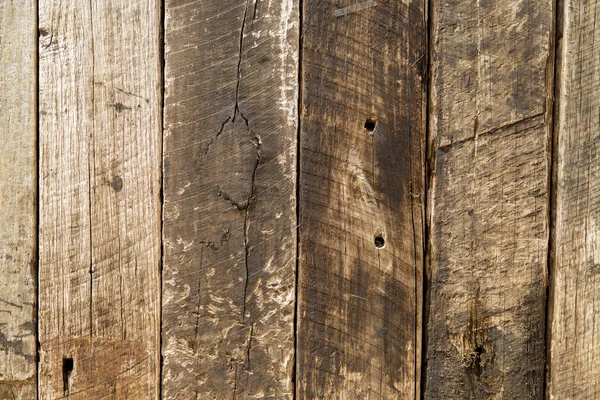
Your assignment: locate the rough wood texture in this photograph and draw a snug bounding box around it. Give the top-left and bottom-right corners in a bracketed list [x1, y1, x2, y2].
[162, 0, 298, 398]
[425, 0, 554, 397]
[297, 0, 426, 397]
[548, 0, 600, 398]
[0, 1, 37, 398]
[38, 1, 162, 398]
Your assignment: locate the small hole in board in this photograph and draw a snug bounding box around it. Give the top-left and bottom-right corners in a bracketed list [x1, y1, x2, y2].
[111, 175, 123, 192]
[63, 357, 74, 395]
[374, 235, 385, 249]
[364, 118, 377, 132]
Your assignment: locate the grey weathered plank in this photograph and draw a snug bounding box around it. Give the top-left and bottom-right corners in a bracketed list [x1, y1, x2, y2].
[38, 1, 162, 398]
[297, 0, 426, 397]
[0, 1, 37, 398]
[161, 0, 298, 398]
[424, 0, 554, 397]
[547, 0, 600, 398]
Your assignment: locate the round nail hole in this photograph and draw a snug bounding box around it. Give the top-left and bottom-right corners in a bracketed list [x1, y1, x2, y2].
[374, 235, 385, 249]
[364, 118, 377, 132]
[111, 176, 123, 192]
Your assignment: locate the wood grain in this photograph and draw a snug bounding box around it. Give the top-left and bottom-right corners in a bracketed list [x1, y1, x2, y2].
[0, 1, 37, 398]
[424, 0, 554, 397]
[547, 0, 600, 398]
[297, 0, 426, 398]
[161, 0, 298, 398]
[38, 0, 162, 398]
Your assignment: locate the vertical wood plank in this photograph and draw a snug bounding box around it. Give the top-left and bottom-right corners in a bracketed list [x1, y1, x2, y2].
[0, 1, 37, 398]
[161, 0, 298, 398]
[297, 0, 426, 397]
[548, 0, 600, 398]
[424, 0, 554, 397]
[38, 1, 162, 398]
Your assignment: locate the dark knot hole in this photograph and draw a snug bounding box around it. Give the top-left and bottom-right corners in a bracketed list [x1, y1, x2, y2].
[63, 357, 74, 395]
[364, 118, 377, 132]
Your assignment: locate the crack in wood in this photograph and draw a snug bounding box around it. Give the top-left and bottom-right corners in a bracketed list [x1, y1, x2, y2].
[245, 322, 255, 373]
[242, 133, 262, 324]
[252, 0, 259, 27]
[436, 112, 546, 153]
[233, 0, 250, 126]
[87, 0, 96, 343]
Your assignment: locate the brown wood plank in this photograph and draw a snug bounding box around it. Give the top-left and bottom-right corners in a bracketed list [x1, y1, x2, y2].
[161, 0, 298, 398]
[0, 1, 37, 398]
[297, 1, 426, 398]
[424, 0, 554, 397]
[547, 1, 600, 398]
[38, 1, 162, 398]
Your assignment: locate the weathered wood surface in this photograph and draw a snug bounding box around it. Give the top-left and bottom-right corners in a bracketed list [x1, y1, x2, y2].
[297, 0, 426, 397]
[424, 0, 554, 397]
[161, 0, 298, 398]
[38, 1, 162, 398]
[548, 0, 600, 398]
[0, 2, 37, 399]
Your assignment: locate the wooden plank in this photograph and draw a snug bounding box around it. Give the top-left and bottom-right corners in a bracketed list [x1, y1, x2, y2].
[424, 0, 554, 397]
[547, 1, 600, 398]
[161, 0, 298, 398]
[0, 1, 37, 398]
[297, 0, 426, 397]
[38, 1, 162, 398]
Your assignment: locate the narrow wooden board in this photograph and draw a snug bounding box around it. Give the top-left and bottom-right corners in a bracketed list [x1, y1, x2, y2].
[548, 1, 600, 398]
[424, 0, 554, 397]
[297, 0, 426, 397]
[38, 1, 162, 398]
[0, 2, 37, 398]
[161, 0, 298, 398]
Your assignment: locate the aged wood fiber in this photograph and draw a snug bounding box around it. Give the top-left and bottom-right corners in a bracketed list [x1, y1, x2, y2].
[38, 0, 162, 398]
[425, 0, 554, 397]
[297, 0, 426, 398]
[548, 0, 600, 398]
[162, 0, 298, 398]
[0, 1, 37, 398]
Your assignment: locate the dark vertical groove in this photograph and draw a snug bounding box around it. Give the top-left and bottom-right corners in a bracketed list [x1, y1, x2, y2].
[87, 0, 95, 341]
[293, 0, 303, 397]
[543, 0, 562, 396]
[159, 0, 166, 397]
[35, 0, 40, 397]
[420, 0, 433, 396]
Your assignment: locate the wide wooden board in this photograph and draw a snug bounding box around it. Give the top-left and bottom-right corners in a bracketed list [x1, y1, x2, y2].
[297, 0, 426, 397]
[424, 0, 554, 397]
[0, 2, 37, 398]
[38, 1, 162, 398]
[161, 0, 298, 397]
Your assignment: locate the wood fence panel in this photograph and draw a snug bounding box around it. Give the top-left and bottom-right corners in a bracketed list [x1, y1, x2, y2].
[38, 1, 162, 398]
[297, 1, 426, 398]
[161, 0, 298, 398]
[424, 0, 554, 397]
[548, 1, 600, 398]
[0, 2, 37, 398]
